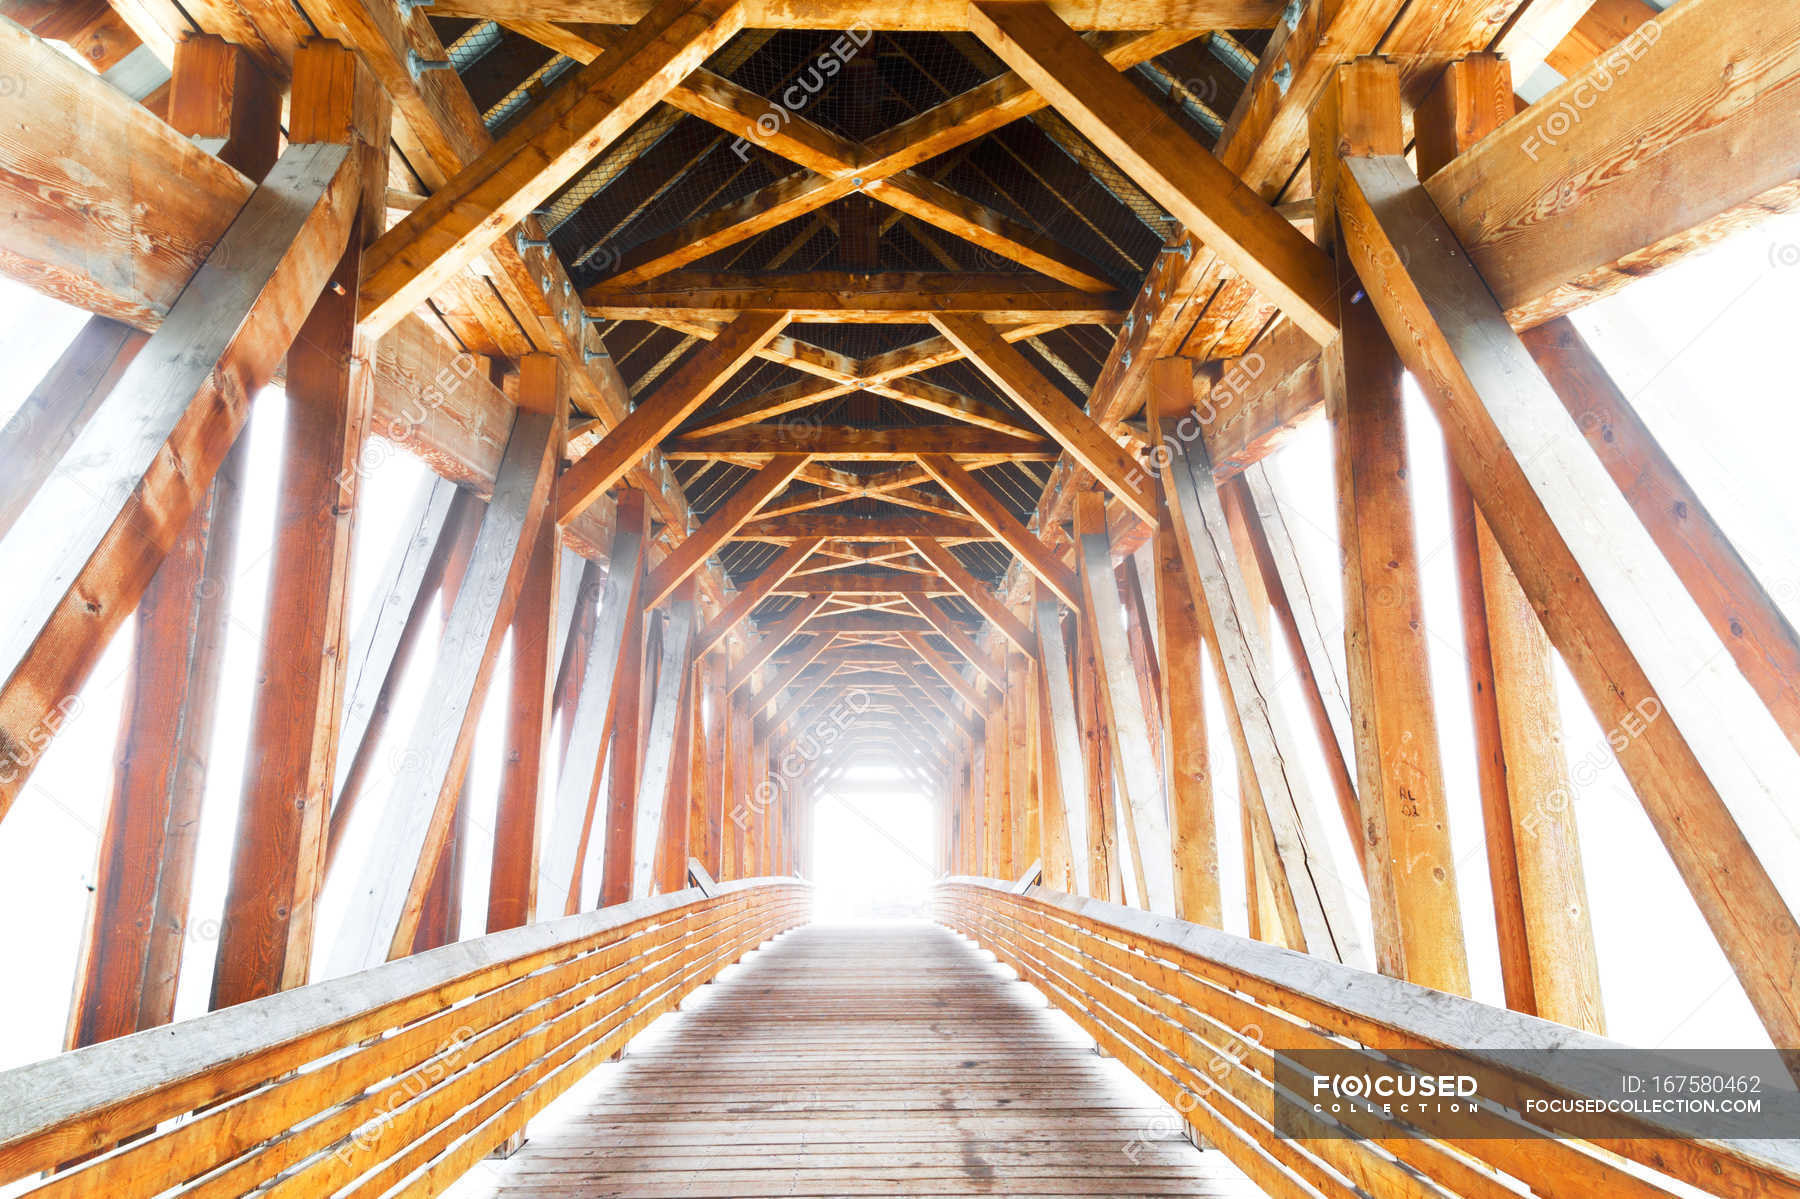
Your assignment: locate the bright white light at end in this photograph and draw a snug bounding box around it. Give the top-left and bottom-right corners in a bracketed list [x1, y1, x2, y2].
[809, 765, 935, 925]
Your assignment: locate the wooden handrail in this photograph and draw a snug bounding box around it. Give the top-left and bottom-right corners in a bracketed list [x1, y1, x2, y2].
[937, 877, 1800, 1199]
[0, 879, 808, 1195]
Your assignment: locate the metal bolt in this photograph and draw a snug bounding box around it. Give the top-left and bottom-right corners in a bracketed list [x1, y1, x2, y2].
[407, 49, 454, 80]
[398, 0, 433, 13]
[584, 347, 612, 363]
[1280, 0, 1303, 30]
[1273, 63, 1293, 95]
[514, 232, 552, 253]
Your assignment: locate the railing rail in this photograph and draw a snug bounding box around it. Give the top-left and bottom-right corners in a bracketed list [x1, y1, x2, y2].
[937, 877, 1800, 1199]
[0, 878, 809, 1196]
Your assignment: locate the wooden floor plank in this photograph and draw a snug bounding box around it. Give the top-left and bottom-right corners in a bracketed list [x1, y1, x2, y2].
[472, 923, 1267, 1199]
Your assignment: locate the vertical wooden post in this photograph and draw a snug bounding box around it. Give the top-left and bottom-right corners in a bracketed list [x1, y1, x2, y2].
[656, 658, 697, 894]
[67, 34, 277, 1044]
[1034, 596, 1087, 894]
[488, 355, 565, 932]
[1014, 647, 1041, 872]
[1073, 616, 1121, 902]
[213, 41, 387, 1007]
[988, 687, 1014, 879]
[1145, 361, 1222, 925]
[1312, 57, 1470, 996]
[1417, 53, 1604, 1030]
[1075, 491, 1175, 913]
[546, 494, 646, 915]
[597, 565, 650, 906]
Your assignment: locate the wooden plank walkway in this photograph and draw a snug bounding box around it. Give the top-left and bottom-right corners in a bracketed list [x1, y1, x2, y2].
[474, 921, 1267, 1198]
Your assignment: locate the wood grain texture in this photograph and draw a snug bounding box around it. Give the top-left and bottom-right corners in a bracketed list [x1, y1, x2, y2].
[0, 138, 358, 822]
[1339, 150, 1800, 1052]
[329, 408, 559, 971]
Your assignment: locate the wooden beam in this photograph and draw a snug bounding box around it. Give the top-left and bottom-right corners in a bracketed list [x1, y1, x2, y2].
[590, 30, 1183, 285]
[746, 634, 836, 717]
[907, 537, 1034, 656]
[906, 599, 1007, 691]
[1417, 53, 1604, 1031]
[542, 491, 648, 917]
[432, 0, 1274, 28]
[0, 16, 254, 329]
[487, 362, 567, 934]
[558, 310, 788, 522]
[1163, 431, 1366, 965]
[967, 2, 1338, 344]
[630, 581, 698, 897]
[642, 454, 811, 608]
[355, 0, 748, 332]
[63, 33, 277, 1046]
[732, 513, 995, 542]
[695, 537, 822, 654]
[0, 319, 147, 540]
[930, 313, 1155, 524]
[1032, 599, 1083, 893]
[897, 632, 987, 714]
[1526, 316, 1800, 759]
[916, 455, 1078, 607]
[584, 272, 1124, 324]
[1337, 147, 1800, 1049]
[1425, 0, 1800, 330]
[1145, 360, 1221, 927]
[212, 42, 389, 1006]
[1073, 492, 1174, 914]
[328, 408, 558, 971]
[770, 571, 954, 597]
[0, 134, 359, 821]
[1234, 463, 1360, 850]
[728, 595, 831, 693]
[1312, 59, 1469, 995]
[666, 425, 1058, 460]
[596, 560, 652, 907]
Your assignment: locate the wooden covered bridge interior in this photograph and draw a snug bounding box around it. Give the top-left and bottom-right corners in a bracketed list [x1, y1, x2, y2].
[2, 0, 1800, 1193]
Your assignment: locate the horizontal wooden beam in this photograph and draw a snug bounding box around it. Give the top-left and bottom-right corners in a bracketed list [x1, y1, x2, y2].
[731, 514, 996, 542]
[771, 572, 957, 596]
[584, 272, 1126, 324]
[1425, 0, 1800, 329]
[431, 0, 1275, 32]
[666, 426, 1059, 460]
